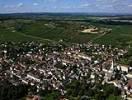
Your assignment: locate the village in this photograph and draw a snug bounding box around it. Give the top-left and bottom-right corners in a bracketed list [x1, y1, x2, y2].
[0, 42, 132, 99]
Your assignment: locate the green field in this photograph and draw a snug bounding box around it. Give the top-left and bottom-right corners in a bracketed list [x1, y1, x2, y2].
[0, 19, 132, 48]
[94, 25, 132, 47]
[0, 20, 98, 43]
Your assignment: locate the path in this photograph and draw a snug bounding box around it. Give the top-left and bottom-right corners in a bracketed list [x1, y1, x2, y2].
[17, 31, 55, 43]
[89, 32, 106, 43]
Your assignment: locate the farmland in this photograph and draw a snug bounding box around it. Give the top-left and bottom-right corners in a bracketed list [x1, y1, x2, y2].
[0, 18, 132, 48]
[0, 20, 97, 43]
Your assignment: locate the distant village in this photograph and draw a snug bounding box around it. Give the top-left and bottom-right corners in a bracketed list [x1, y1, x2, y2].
[0, 42, 132, 99]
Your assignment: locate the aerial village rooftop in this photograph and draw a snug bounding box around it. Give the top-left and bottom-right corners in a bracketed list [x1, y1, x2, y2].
[0, 42, 131, 99]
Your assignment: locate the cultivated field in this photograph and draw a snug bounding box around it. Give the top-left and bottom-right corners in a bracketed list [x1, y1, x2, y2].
[0, 19, 132, 48]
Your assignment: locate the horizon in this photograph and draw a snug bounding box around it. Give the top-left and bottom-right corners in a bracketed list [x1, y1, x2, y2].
[0, 0, 132, 14]
[0, 12, 132, 16]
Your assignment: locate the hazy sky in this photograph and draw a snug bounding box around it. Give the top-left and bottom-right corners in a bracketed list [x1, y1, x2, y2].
[0, 0, 132, 14]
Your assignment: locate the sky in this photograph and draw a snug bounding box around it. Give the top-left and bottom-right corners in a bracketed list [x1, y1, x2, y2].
[0, 0, 132, 14]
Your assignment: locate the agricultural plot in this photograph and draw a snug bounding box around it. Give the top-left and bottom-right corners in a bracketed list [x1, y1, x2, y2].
[0, 19, 132, 48]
